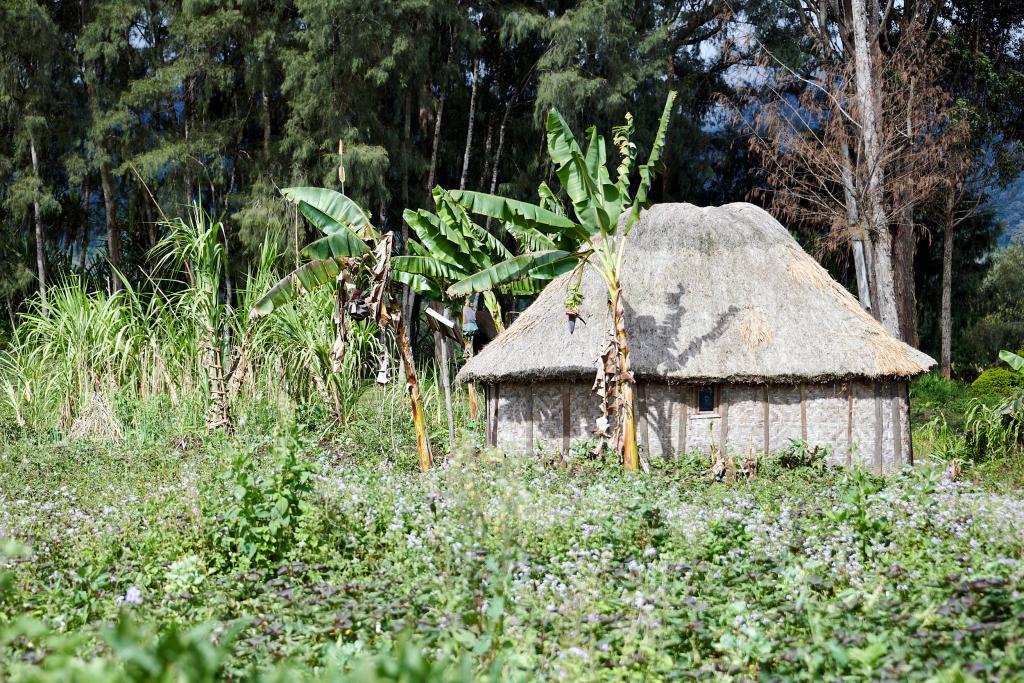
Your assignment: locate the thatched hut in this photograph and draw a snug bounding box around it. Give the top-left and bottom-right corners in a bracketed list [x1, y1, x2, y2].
[457, 203, 935, 472]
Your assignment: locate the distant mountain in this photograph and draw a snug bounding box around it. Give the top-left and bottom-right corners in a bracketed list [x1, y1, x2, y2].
[988, 174, 1024, 246]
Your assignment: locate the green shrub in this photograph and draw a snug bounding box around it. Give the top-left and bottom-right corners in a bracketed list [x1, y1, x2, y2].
[971, 367, 1024, 395]
[204, 430, 318, 571]
[774, 438, 830, 470]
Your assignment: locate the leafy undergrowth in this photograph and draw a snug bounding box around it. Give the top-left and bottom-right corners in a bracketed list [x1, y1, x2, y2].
[912, 373, 1024, 491]
[2, 430, 1024, 681]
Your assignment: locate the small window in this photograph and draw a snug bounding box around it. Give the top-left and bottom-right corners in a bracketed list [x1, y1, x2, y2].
[697, 385, 717, 414]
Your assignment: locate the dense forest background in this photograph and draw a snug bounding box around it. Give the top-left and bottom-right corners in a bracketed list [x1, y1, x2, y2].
[1, 0, 1023, 377]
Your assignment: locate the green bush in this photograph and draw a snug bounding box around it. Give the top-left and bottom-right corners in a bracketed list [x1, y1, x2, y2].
[971, 367, 1024, 395]
[204, 430, 318, 571]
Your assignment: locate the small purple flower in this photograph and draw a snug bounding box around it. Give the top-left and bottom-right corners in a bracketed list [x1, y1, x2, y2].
[118, 586, 143, 605]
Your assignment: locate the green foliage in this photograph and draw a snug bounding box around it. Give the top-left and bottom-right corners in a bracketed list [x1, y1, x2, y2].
[8, 434, 1024, 680]
[394, 188, 533, 318]
[250, 189, 375, 319]
[965, 398, 1024, 461]
[916, 364, 1024, 487]
[957, 245, 1024, 372]
[773, 438, 831, 470]
[971, 367, 1024, 395]
[449, 92, 676, 297]
[205, 431, 318, 571]
[1002, 349, 1024, 372]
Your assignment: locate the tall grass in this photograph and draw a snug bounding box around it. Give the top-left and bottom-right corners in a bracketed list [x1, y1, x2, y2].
[0, 205, 449, 453]
[912, 373, 1024, 488]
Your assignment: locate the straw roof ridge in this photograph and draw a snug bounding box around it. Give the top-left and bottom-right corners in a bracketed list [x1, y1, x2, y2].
[458, 202, 935, 385]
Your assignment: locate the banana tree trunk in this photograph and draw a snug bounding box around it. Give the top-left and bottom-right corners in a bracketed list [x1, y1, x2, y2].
[429, 302, 456, 455]
[611, 285, 639, 471]
[467, 364, 478, 420]
[394, 306, 432, 471]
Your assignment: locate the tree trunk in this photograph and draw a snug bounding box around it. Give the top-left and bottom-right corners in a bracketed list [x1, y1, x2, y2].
[144, 199, 158, 254]
[940, 206, 954, 379]
[261, 87, 271, 156]
[28, 129, 47, 315]
[459, 58, 479, 191]
[893, 209, 918, 346]
[485, 101, 512, 232]
[78, 183, 89, 273]
[894, 75, 919, 347]
[840, 139, 873, 312]
[611, 284, 639, 471]
[393, 304, 432, 471]
[401, 89, 416, 339]
[430, 303, 456, 454]
[425, 89, 445, 196]
[851, 0, 899, 335]
[457, 62, 480, 421]
[100, 160, 122, 291]
[851, 0, 911, 461]
[478, 118, 493, 190]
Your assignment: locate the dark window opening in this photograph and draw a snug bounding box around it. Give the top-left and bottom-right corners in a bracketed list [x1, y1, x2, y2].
[697, 385, 716, 414]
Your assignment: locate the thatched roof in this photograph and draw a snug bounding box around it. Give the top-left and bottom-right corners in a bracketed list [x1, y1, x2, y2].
[458, 202, 935, 385]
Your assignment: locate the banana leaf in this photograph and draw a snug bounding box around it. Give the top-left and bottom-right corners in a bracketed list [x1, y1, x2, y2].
[449, 190, 577, 232]
[301, 223, 370, 260]
[500, 279, 547, 296]
[402, 209, 472, 270]
[537, 181, 566, 216]
[468, 221, 513, 263]
[1001, 350, 1024, 372]
[584, 125, 606, 183]
[429, 192, 473, 256]
[393, 270, 443, 299]
[249, 258, 342, 319]
[632, 91, 677, 217]
[282, 187, 378, 238]
[295, 202, 371, 248]
[392, 255, 464, 282]
[547, 110, 608, 235]
[447, 250, 575, 296]
[504, 223, 557, 252]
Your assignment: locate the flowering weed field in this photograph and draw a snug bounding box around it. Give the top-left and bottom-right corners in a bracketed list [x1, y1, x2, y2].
[2, 430, 1024, 681]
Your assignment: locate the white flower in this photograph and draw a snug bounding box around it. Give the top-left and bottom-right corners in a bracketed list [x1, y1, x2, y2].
[118, 586, 143, 605]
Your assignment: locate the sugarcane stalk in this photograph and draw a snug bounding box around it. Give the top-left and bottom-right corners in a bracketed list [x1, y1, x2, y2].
[393, 304, 432, 471]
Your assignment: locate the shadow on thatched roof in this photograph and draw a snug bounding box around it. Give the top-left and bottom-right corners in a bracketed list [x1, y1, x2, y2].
[457, 202, 935, 385]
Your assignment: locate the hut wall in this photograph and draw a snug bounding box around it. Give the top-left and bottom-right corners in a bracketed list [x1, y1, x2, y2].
[804, 383, 850, 465]
[494, 384, 532, 453]
[850, 381, 879, 469]
[489, 378, 907, 472]
[766, 385, 803, 452]
[724, 385, 767, 457]
[532, 383, 565, 453]
[639, 383, 678, 459]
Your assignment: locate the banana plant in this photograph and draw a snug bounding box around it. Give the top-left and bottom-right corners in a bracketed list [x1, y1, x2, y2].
[1001, 350, 1024, 373]
[393, 187, 550, 436]
[448, 92, 677, 470]
[249, 187, 432, 472]
[1000, 350, 1024, 417]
